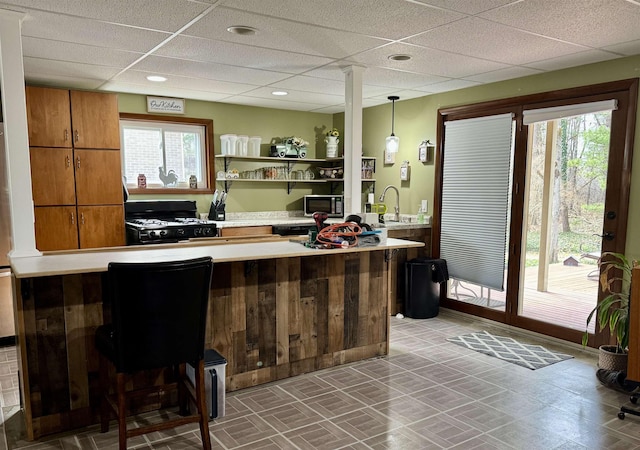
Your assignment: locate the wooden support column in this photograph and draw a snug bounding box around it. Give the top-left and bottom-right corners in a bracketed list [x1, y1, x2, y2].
[537, 120, 557, 291]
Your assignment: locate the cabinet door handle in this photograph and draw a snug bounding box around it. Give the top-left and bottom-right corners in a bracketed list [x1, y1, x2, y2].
[65, 155, 70, 168]
[64, 129, 69, 142]
[81, 213, 85, 225]
[70, 212, 75, 225]
[76, 156, 80, 169]
[74, 130, 79, 143]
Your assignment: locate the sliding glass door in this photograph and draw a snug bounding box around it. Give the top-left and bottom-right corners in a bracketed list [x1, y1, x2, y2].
[434, 80, 637, 346]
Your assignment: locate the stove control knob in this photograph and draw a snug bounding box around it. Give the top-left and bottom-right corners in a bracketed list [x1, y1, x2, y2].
[177, 229, 185, 236]
[160, 230, 166, 236]
[149, 231, 157, 238]
[194, 228, 202, 236]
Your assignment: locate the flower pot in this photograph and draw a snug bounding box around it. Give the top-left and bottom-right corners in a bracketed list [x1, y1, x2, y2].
[598, 345, 628, 373]
[325, 135, 339, 158]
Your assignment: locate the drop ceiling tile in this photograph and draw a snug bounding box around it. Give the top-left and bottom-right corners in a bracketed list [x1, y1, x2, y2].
[353, 42, 509, 78]
[602, 40, 640, 56]
[524, 49, 620, 71]
[464, 66, 544, 83]
[20, 9, 170, 53]
[413, 79, 482, 93]
[304, 65, 450, 91]
[155, 35, 334, 74]
[369, 89, 431, 101]
[223, 0, 465, 40]
[23, 57, 121, 81]
[113, 70, 258, 95]
[269, 76, 345, 96]
[239, 86, 344, 106]
[1, 0, 211, 32]
[21, 36, 143, 68]
[100, 81, 230, 102]
[221, 95, 331, 112]
[184, 6, 390, 59]
[362, 84, 402, 98]
[478, 0, 640, 48]
[132, 55, 291, 85]
[407, 17, 589, 65]
[412, 0, 518, 15]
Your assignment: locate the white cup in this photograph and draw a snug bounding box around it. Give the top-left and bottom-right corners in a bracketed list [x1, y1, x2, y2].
[199, 213, 209, 220]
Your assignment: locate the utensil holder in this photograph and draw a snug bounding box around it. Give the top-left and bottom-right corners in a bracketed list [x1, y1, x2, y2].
[214, 205, 225, 221]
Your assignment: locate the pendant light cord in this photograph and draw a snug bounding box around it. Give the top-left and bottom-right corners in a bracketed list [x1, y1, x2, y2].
[388, 95, 399, 136]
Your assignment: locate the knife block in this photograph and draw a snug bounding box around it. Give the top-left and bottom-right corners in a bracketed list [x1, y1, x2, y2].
[209, 203, 225, 221]
[214, 205, 225, 221]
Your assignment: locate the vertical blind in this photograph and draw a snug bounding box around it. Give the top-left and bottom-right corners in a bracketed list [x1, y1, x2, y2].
[440, 113, 514, 290]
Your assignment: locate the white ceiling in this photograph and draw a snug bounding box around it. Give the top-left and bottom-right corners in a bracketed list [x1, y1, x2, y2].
[2, 0, 640, 113]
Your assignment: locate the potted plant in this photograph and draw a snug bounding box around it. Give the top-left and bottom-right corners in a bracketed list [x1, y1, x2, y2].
[583, 252, 633, 372]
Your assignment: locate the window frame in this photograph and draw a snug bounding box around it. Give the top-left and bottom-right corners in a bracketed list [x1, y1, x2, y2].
[119, 113, 214, 194]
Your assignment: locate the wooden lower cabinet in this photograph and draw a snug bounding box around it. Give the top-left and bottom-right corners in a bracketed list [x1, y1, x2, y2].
[34, 205, 125, 251]
[219, 225, 272, 237]
[34, 206, 79, 251]
[77, 206, 125, 249]
[388, 227, 431, 315]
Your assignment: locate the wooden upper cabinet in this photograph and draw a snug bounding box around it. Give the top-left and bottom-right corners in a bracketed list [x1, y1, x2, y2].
[70, 90, 120, 149]
[26, 86, 72, 148]
[77, 205, 125, 248]
[74, 149, 123, 205]
[30, 147, 76, 206]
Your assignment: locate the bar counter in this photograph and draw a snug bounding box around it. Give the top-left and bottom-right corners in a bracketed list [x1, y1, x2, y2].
[10, 237, 423, 439]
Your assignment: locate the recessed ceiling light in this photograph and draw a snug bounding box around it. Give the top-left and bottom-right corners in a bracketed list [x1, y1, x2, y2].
[227, 26, 257, 36]
[146, 75, 167, 82]
[388, 54, 412, 61]
[271, 90, 288, 96]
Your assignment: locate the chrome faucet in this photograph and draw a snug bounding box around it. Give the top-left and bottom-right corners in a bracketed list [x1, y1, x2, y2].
[379, 185, 400, 222]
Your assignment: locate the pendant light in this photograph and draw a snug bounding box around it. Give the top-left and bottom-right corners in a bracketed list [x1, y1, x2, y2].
[385, 95, 400, 153]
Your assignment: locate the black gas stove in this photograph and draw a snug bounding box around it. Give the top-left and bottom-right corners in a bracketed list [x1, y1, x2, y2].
[125, 200, 217, 245]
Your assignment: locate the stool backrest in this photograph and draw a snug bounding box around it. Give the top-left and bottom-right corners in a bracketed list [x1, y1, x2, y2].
[106, 257, 213, 372]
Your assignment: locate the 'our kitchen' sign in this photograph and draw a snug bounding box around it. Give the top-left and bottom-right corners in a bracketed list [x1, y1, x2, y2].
[146, 96, 185, 114]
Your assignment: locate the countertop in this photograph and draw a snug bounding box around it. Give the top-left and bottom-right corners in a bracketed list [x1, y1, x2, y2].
[10, 237, 424, 278]
[211, 213, 432, 230]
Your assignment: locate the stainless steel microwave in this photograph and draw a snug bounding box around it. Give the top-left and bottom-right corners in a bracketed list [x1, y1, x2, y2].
[304, 195, 344, 217]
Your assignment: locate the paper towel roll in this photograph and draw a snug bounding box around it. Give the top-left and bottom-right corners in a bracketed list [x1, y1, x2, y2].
[368, 193, 375, 204]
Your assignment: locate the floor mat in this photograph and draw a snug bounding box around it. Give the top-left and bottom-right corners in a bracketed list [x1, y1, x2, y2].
[447, 330, 574, 370]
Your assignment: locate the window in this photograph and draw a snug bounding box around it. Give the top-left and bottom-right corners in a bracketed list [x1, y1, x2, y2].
[119, 114, 213, 191]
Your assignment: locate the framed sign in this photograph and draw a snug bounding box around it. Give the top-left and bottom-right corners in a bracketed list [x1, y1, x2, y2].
[147, 96, 185, 114]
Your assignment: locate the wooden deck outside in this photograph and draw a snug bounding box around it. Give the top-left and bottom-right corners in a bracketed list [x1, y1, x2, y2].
[449, 263, 599, 333]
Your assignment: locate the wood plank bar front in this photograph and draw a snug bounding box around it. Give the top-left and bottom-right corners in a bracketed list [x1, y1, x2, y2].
[13, 243, 414, 440]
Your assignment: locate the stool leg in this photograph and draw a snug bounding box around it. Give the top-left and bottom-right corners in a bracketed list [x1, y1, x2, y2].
[116, 373, 127, 450]
[178, 363, 188, 416]
[98, 353, 110, 433]
[195, 360, 211, 450]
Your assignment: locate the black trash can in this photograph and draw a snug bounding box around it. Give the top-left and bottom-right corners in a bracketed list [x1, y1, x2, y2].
[404, 258, 449, 319]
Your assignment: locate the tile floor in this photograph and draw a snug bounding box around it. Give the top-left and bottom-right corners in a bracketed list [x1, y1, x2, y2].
[2, 311, 640, 449]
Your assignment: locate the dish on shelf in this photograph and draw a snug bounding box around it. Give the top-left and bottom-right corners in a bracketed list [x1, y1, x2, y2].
[318, 167, 343, 179]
